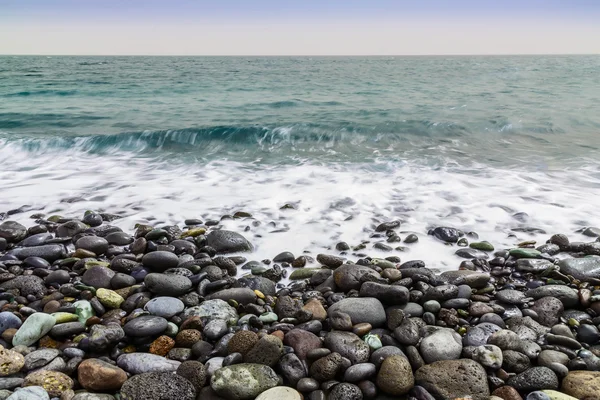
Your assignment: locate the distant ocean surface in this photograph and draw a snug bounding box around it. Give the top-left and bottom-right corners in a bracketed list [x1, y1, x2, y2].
[2, 55, 600, 269]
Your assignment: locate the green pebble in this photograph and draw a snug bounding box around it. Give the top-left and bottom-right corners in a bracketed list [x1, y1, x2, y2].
[165, 322, 179, 336]
[289, 268, 321, 280]
[96, 288, 124, 308]
[74, 300, 94, 324]
[363, 333, 382, 350]
[51, 312, 79, 324]
[145, 228, 168, 240]
[469, 241, 494, 251]
[251, 265, 268, 275]
[258, 312, 278, 323]
[509, 248, 542, 259]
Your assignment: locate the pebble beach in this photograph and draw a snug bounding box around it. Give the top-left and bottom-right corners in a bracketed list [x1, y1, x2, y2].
[0, 211, 599, 400]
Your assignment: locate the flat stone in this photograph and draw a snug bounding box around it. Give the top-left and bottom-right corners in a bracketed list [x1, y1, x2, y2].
[144, 297, 185, 318]
[120, 371, 196, 400]
[558, 258, 600, 282]
[12, 313, 56, 347]
[117, 353, 181, 374]
[526, 285, 579, 308]
[561, 371, 600, 399]
[7, 244, 66, 262]
[327, 297, 386, 328]
[210, 363, 278, 400]
[206, 288, 257, 305]
[123, 315, 168, 337]
[415, 359, 489, 400]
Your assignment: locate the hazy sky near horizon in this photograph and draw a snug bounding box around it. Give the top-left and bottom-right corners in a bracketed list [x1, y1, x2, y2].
[1, 0, 600, 55]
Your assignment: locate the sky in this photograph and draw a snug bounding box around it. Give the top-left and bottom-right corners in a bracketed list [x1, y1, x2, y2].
[1, 0, 599, 55]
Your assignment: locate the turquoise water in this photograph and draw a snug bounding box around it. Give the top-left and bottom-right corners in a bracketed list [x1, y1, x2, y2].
[2, 55, 600, 268]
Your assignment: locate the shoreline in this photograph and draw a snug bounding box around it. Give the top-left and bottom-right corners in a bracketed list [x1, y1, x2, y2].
[0, 211, 599, 399]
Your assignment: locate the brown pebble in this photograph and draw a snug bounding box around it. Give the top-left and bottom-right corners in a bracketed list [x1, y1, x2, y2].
[180, 316, 204, 331]
[302, 299, 327, 321]
[271, 330, 285, 341]
[492, 385, 523, 400]
[85, 316, 102, 327]
[43, 300, 61, 314]
[1, 328, 17, 344]
[352, 323, 372, 337]
[150, 335, 176, 356]
[175, 329, 202, 348]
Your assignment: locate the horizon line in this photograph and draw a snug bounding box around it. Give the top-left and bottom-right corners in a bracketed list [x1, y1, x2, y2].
[2, 53, 599, 57]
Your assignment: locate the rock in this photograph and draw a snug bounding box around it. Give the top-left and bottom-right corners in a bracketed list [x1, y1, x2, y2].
[75, 236, 109, 255]
[145, 273, 192, 296]
[415, 359, 489, 400]
[502, 350, 532, 373]
[0, 346, 24, 376]
[278, 353, 306, 387]
[89, 323, 125, 352]
[344, 363, 376, 382]
[283, 329, 322, 360]
[577, 324, 600, 345]
[309, 352, 343, 381]
[507, 366, 559, 392]
[23, 348, 59, 371]
[536, 391, 578, 400]
[234, 276, 275, 296]
[144, 297, 185, 318]
[206, 230, 253, 254]
[327, 297, 386, 328]
[0, 312, 22, 335]
[376, 355, 414, 396]
[472, 345, 503, 369]
[78, 359, 127, 391]
[419, 328, 463, 364]
[96, 288, 124, 308]
[430, 227, 461, 243]
[302, 299, 327, 321]
[526, 285, 579, 308]
[393, 318, 420, 346]
[516, 259, 553, 273]
[470, 241, 494, 251]
[558, 258, 600, 282]
[7, 244, 66, 262]
[142, 251, 179, 272]
[255, 387, 302, 400]
[531, 297, 564, 327]
[120, 371, 196, 400]
[210, 363, 278, 400]
[82, 266, 115, 289]
[496, 289, 526, 305]
[12, 313, 56, 347]
[22, 370, 73, 397]
[206, 288, 257, 305]
[182, 300, 238, 325]
[324, 331, 370, 364]
[439, 270, 490, 288]
[455, 248, 489, 259]
[0, 275, 47, 297]
[561, 371, 600, 399]
[492, 386, 523, 400]
[176, 360, 207, 392]
[117, 353, 181, 374]
[333, 264, 379, 292]
[509, 248, 542, 259]
[123, 315, 168, 337]
[359, 282, 409, 305]
[329, 383, 363, 400]
[6, 386, 50, 400]
[316, 254, 345, 269]
[0, 221, 27, 242]
[244, 335, 283, 367]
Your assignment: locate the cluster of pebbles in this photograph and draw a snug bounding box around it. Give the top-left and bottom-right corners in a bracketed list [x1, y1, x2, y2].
[0, 212, 599, 400]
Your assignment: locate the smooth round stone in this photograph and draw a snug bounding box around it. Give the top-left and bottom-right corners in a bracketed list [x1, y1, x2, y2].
[255, 387, 303, 400]
[577, 324, 600, 345]
[76, 236, 109, 256]
[110, 273, 136, 289]
[297, 378, 319, 392]
[82, 266, 115, 289]
[13, 313, 56, 347]
[145, 297, 185, 318]
[6, 386, 50, 400]
[105, 231, 133, 246]
[420, 328, 463, 364]
[203, 320, 228, 341]
[0, 312, 22, 335]
[145, 273, 192, 296]
[117, 353, 180, 374]
[123, 315, 168, 337]
[44, 270, 70, 285]
[496, 289, 526, 305]
[23, 256, 51, 269]
[344, 362, 376, 382]
[50, 321, 85, 337]
[423, 300, 441, 314]
[142, 251, 180, 272]
[401, 302, 424, 317]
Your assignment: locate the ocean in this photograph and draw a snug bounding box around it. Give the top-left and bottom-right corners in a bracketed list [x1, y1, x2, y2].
[1, 55, 600, 270]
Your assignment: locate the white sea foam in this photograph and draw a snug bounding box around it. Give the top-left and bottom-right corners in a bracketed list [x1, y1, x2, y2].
[2, 143, 600, 272]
